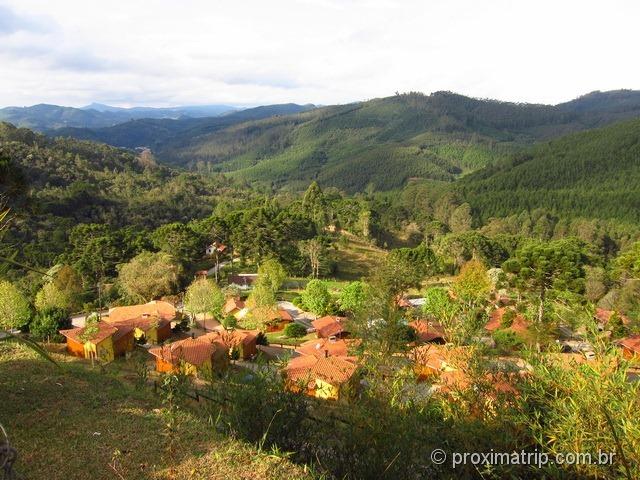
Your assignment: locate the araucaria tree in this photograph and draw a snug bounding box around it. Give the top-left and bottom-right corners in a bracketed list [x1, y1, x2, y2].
[503, 238, 588, 323]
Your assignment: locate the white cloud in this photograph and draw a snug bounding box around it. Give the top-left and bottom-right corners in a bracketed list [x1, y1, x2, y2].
[0, 0, 638, 107]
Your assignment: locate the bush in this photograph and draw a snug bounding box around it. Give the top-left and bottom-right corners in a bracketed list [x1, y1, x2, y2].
[492, 329, 523, 352]
[29, 307, 70, 341]
[300, 279, 332, 315]
[284, 322, 307, 338]
[256, 331, 269, 346]
[222, 315, 238, 329]
[292, 295, 304, 309]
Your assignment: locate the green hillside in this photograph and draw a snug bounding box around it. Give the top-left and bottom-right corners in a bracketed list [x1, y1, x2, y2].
[456, 118, 640, 223]
[50, 104, 316, 150]
[155, 90, 640, 192]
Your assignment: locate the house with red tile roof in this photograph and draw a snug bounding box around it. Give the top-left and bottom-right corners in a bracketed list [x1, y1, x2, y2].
[485, 307, 530, 335]
[409, 344, 461, 381]
[108, 301, 177, 323]
[223, 297, 246, 317]
[312, 316, 348, 339]
[595, 308, 631, 330]
[104, 314, 172, 344]
[409, 320, 446, 344]
[148, 337, 229, 376]
[618, 335, 640, 363]
[284, 354, 359, 400]
[60, 321, 135, 362]
[206, 242, 227, 256]
[263, 308, 294, 332]
[295, 337, 349, 358]
[199, 328, 258, 360]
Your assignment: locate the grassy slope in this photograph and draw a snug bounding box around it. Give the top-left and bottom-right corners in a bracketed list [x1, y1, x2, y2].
[0, 345, 315, 480]
[330, 232, 387, 280]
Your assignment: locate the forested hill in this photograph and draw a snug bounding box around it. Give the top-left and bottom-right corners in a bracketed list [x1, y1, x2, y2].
[456, 118, 640, 224]
[128, 90, 640, 193]
[49, 103, 316, 150]
[0, 122, 260, 268]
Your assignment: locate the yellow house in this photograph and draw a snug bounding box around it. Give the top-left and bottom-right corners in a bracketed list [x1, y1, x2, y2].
[284, 355, 358, 400]
[60, 322, 135, 363]
[148, 337, 229, 377]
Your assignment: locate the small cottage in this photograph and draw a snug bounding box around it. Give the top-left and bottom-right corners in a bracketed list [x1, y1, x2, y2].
[199, 329, 258, 360]
[223, 297, 247, 318]
[60, 322, 135, 362]
[409, 320, 446, 344]
[295, 337, 349, 358]
[148, 337, 229, 376]
[284, 355, 358, 400]
[312, 316, 348, 339]
[618, 335, 640, 363]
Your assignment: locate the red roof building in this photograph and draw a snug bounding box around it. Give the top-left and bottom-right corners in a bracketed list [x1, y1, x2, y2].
[108, 301, 176, 323]
[409, 320, 446, 344]
[312, 316, 348, 339]
[485, 307, 530, 334]
[283, 354, 358, 400]
[619, 335, 640, 362]
[223, 297, 246, 316]
[295, 338, 349, 358]
[149, 337, 228, 375]
[60, 321, 135, 362]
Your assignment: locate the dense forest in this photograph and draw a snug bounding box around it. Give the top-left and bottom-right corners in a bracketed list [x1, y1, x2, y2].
[456, 118, 640, 224]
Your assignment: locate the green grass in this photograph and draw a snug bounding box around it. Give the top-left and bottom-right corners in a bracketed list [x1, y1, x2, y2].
[265, 332, 316, 347]
[330, 232, 387, 280]
[0, 344, 316, 480]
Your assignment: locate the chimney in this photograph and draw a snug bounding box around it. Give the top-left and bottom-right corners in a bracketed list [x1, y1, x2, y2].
[324, 349, 329, 358]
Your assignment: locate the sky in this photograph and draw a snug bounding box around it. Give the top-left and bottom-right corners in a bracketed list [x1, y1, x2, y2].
[0, 0, 639, 108]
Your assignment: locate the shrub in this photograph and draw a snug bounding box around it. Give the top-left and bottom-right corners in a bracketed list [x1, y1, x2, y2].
[292, 295, 304, 309]
[29, 307, 70, 341]
[492, 329, 523, 352]
[222, 315, 238, 329]
[284, 322, 307, 338]
[256, 331, 269, 346]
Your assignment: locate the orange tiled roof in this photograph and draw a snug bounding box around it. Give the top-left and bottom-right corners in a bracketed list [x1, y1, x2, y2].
[410, 344, 449, 372]
[60, 322, 121, 344]
[105, 315, 170, 332]
[284, 355, 357, 386]
[199, 328, 257, 348]
[223, 297, 245, 314]
[396, 296, 412, 308]
[296, 338, 348, 358]
[595, 308, 631, 326]
[149, 337, 225, 367]
[312, 316, 347, 337]
[410, 320, 446, 343]
[109, 301, 176, 323]
[485, 307, 529, 334]
[620, 335, 640, 354]
[278, 308, 293, 322]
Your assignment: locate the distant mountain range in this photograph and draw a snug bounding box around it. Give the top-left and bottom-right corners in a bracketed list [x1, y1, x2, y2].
[0, 102, 239, 130]
[92, 89, 638, 192]
[48, 103, 317, 151]
[2, 90, 640, 196]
